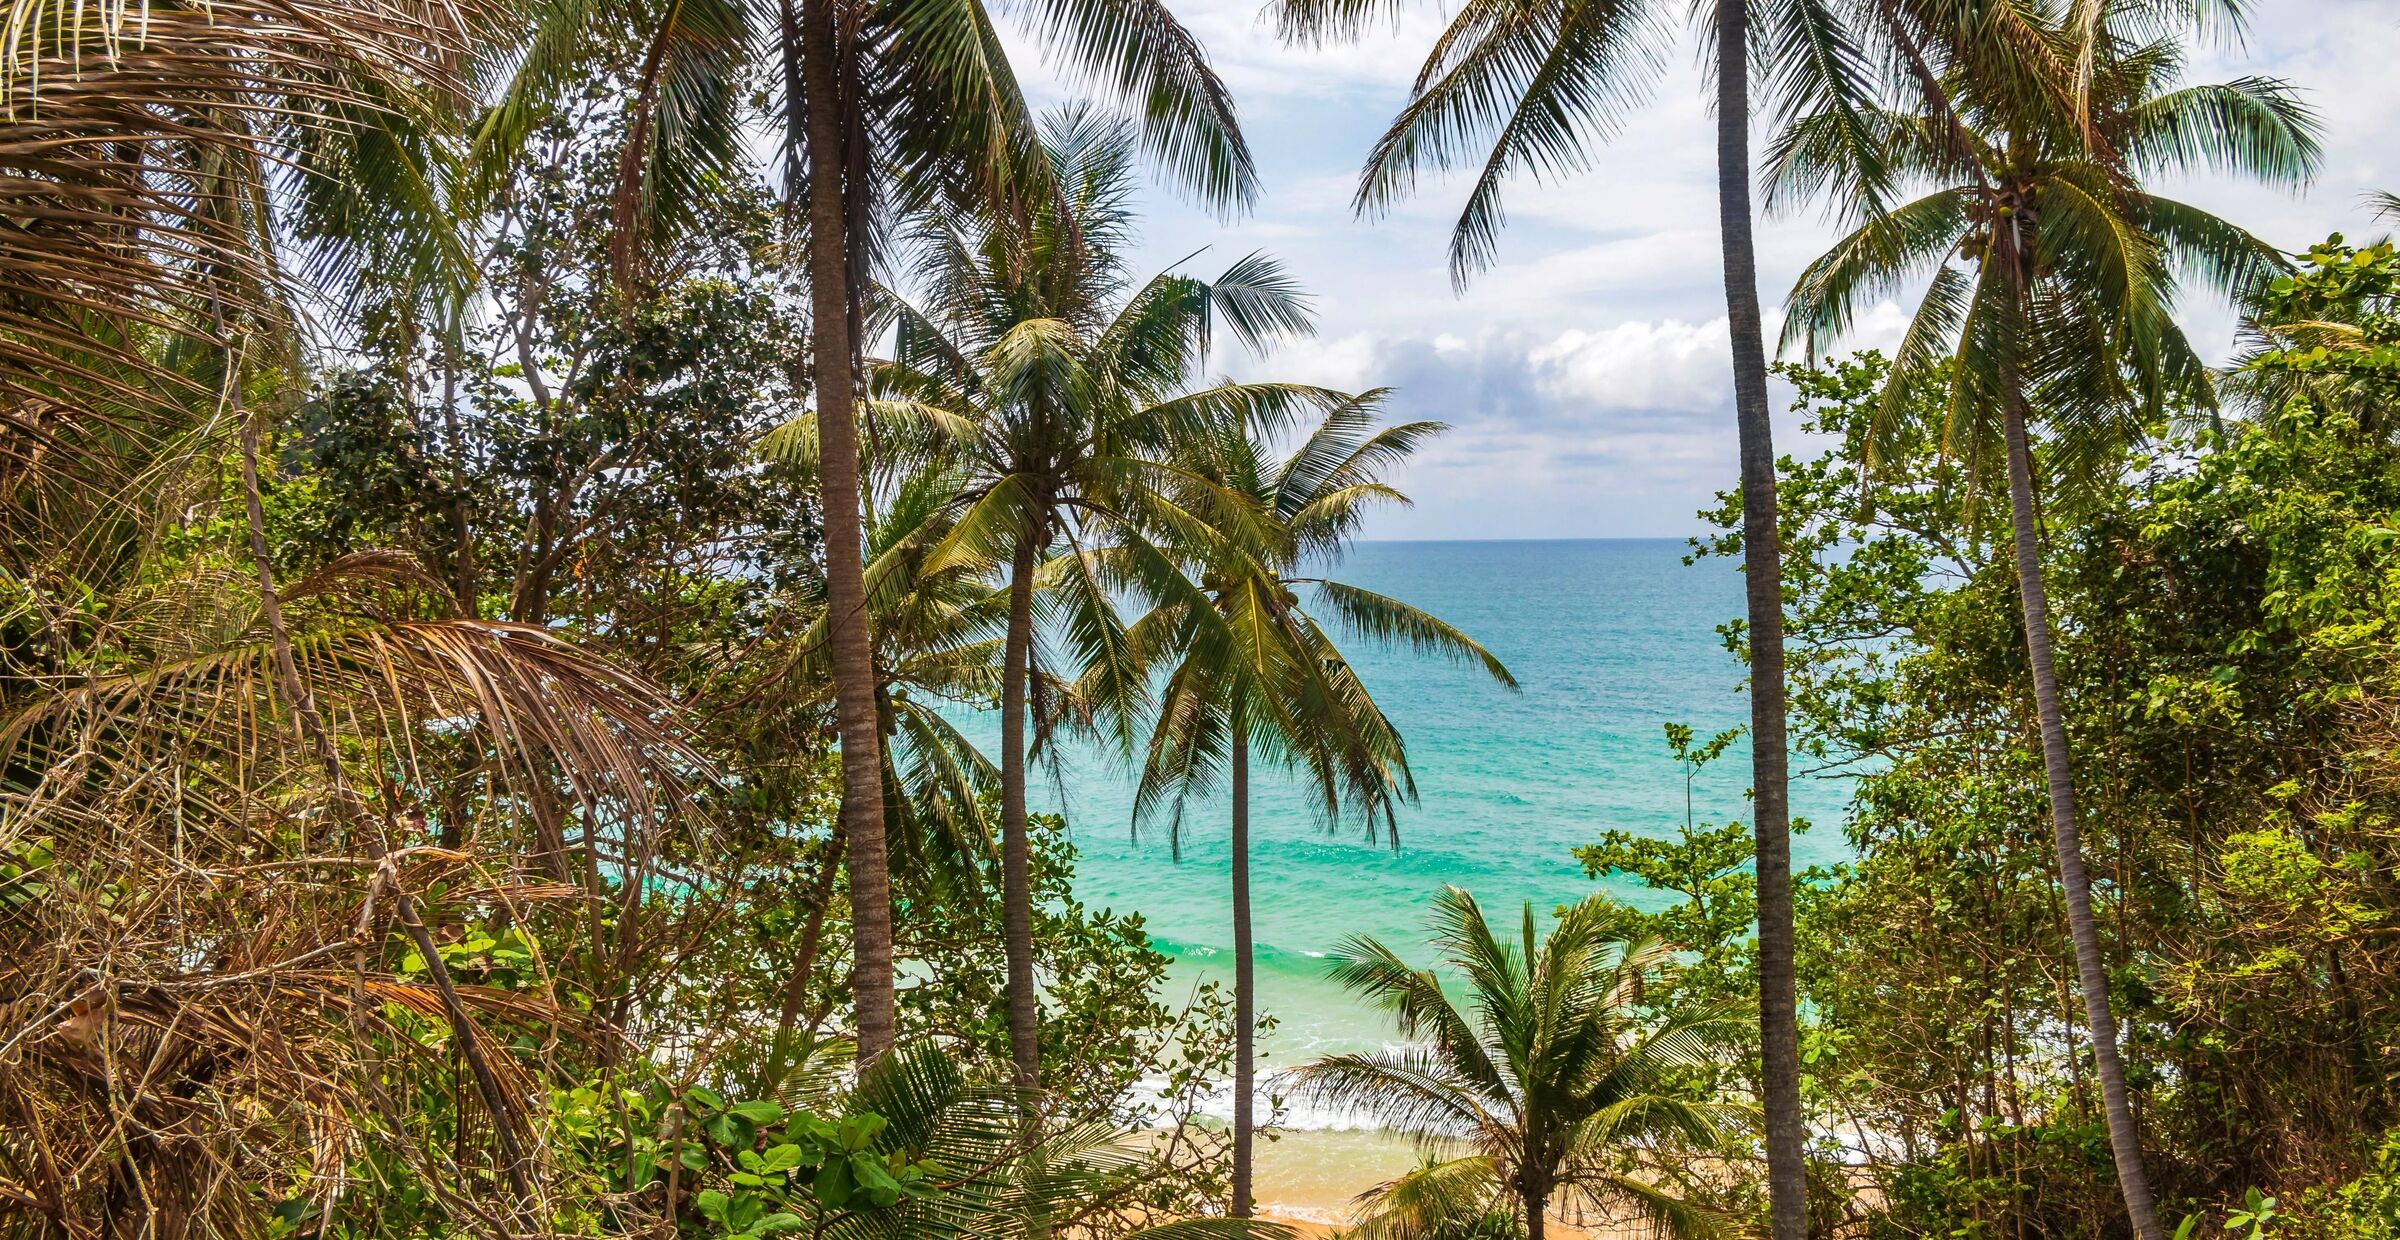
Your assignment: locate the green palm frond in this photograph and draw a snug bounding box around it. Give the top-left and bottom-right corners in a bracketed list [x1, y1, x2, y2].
[1780, 187, 1973, 360]
[1013, 0, 1256, 209]
[1305, 580, 1517, 686]
[2120, 76, 2317, 185]
[1345, 1154, 1511, 1240]
[1306, 886, 1747, 1238]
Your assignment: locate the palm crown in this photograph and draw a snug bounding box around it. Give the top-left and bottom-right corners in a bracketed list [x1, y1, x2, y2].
[1131, 399, 1514, 851]
[1296, 886, 1747, 1240]
[1774, 0, 2319, 479]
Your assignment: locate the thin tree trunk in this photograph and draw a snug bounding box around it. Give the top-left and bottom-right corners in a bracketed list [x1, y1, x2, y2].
[1998, 394, 2164, 1240]
[768, 826, 847, 1081]
[439, 322, 476, 616]
[1231, 714, 1255, 1218]
[1523, 1172, 1546, 1240]
[797, 0, 895, 1067]
[1000, 533, 1042, 1093]
[1713, 1, 1805, 1235]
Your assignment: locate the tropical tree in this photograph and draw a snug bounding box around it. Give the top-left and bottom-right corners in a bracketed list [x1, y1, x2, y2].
[2230, 192, 2400, 429]
[1772, 5, 2319, 1235]
[843, 109, 1328, 1092]
[1294, 886, 1746, 1240]
[1255, 0, 1895, 1223]
[1130, 400, 1515, 1215]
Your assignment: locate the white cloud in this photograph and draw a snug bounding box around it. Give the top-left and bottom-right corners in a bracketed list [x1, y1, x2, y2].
[1007, 0, 2400, 538]
[1529, 318, 1732, 413]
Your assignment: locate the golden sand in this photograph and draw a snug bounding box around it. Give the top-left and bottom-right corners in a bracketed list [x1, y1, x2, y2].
[1246, 1130, 1616, 1239]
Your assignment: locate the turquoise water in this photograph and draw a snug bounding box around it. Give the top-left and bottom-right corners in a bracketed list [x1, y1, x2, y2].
[986, 539, 1850, 1085]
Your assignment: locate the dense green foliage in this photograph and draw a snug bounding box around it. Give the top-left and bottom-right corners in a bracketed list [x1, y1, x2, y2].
[1619, 343, 2400, 1237]
[11, 0, 2400, 1234]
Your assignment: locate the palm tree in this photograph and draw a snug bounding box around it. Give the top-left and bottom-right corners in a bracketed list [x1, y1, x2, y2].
[782, 0, 1261, 1072]
[1294, 887, 1745, 1240]
[485, 0, 1263, 1066]
[1129, 400, 1515, 1216]
[1772, 6, 2319, 1236]
[1258, 0, 1895, 1224]
[874, 110, 1331, 1093]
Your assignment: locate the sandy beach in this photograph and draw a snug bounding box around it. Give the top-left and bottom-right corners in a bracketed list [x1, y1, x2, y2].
[1246, 1130, 1622, 1239]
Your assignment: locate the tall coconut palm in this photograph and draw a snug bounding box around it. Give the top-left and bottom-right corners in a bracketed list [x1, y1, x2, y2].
[1294, 886, 1746, 1240]
[1259, 0, 1894, 1225]
[872, 110, 1332, 1093]
[1772, 6, 2318, 1236]
[1129, 400, 1515, 1215]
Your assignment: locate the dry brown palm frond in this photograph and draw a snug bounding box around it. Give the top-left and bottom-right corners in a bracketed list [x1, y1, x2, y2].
[0, 0, 491, 509]
[3, 556, 710, 839]
[0, 550, 713, 1237]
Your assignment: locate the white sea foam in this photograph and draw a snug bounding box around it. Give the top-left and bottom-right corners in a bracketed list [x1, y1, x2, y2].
[1131, 1041, 1439, 1132]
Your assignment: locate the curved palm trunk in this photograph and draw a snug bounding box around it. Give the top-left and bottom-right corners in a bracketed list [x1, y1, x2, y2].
[1001, 534, 1042, 1093]
[1712, 1, 1805, 1235]
[798, 0, 895, 1067]
[1998, 392, 2164, 1240]
[1230, 714, 1255, 1218]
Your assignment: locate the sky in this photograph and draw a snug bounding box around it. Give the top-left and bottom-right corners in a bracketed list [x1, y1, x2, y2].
[1005, 0, 2400, 540]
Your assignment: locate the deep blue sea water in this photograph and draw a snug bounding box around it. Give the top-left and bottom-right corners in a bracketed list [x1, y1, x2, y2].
[972, 538, 1851, 1086]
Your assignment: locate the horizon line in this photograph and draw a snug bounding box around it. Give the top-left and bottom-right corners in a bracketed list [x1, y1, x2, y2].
[1351, 533, 1703, 544]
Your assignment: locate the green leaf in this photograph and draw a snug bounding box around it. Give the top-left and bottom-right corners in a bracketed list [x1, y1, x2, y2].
[729, 1100, 785, 1124]
[814, 1156, 854, 1209]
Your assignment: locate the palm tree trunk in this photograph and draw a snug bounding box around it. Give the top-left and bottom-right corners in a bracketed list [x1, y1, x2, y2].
[797, 0, 895, 1067]
[1000, 532, 1042, 1093]
[1712, 1, 1804, 1235]
[1231, 712, 1255, 1218]
[1522, 1169, 1546, 1240]
[1998, 393, 2164, 1240]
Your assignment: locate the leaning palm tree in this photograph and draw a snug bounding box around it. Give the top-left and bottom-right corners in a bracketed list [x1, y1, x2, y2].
[1772, 5, 2318, 1236]
[1129, 399, 1514, 1216]
[835, 109, 1331, 1093]
[1259, 0, 1899, 1223]
[1295, 887, 1745, 1240]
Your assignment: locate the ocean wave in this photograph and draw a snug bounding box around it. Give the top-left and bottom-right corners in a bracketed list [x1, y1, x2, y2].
[1129, 1040, 1437, 1132]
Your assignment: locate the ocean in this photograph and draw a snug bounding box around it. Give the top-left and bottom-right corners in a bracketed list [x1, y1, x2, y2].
[980, 538, 1851, 1109]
